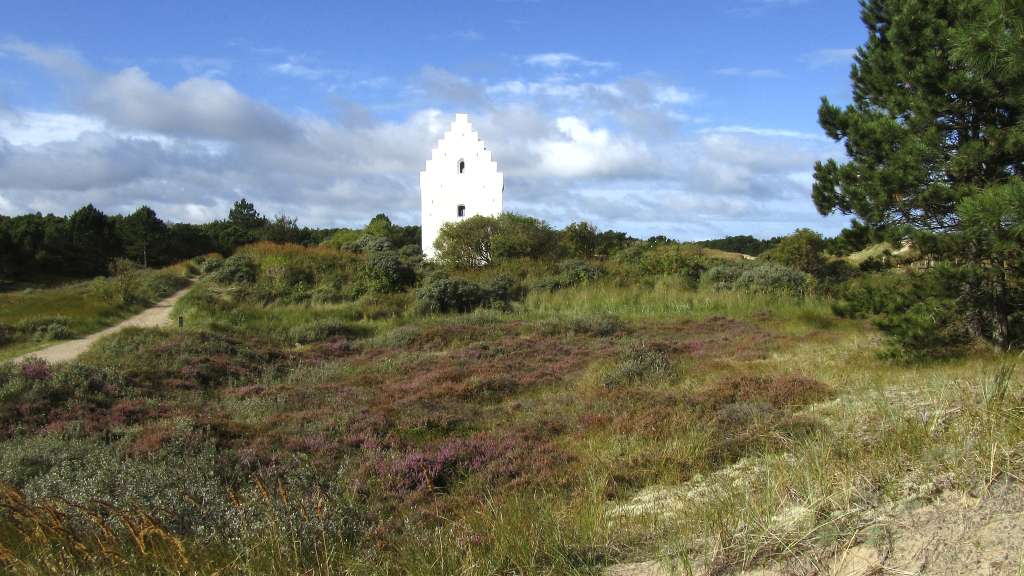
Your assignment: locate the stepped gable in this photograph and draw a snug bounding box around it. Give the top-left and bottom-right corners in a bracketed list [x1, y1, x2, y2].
[420, 113, 504, 259]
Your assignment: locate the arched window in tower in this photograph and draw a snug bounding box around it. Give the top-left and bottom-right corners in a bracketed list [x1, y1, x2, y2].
[459, 160, 465, 174]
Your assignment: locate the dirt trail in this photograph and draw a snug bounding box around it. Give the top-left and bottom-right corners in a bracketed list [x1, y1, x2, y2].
[12, 281, 194, 364]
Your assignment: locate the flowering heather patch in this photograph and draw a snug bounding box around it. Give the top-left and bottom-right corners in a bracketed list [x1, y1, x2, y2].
[20, 362, 50, 381]
[84, 328, 283, 389]
[369, 432, 567, 499]
[0, 360, 135, 437]
[82, 399, 172, 435]
[296, 337, 355, 364]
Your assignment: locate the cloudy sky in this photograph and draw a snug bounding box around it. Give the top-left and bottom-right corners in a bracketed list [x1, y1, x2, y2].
[0, 0, 866, 240]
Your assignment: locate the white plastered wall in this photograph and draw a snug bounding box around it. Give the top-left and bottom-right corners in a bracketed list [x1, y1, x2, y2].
[420, 113, 503, 259]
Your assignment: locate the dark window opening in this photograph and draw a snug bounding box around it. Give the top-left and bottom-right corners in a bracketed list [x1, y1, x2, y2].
[457, 205, 466, 217]
[459, 160, 465, 173]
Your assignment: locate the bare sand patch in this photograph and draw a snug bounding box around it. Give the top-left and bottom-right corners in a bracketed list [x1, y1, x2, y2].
[604, 481, 1024, 575]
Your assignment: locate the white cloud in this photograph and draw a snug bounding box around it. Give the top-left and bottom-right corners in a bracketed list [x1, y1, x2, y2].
[525, 53, 614, 69]
[654, 87, 692, 104]
[85, 67, 298, 140]
[174, 57, 231, 77]
[701, 125, 824, 139]
[0, 112, 105, 146]
[412, 65, 486, 105]
[717, 67, 783, 78]
[804, 48, 856, 68]
[0, 38, 95, 82]
[271, 62, 328, 80]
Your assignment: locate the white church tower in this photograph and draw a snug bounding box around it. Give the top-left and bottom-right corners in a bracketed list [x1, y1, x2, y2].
[420, 113, 503, 259]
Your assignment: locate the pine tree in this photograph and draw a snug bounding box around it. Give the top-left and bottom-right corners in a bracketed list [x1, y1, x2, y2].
[118, 206, 167, 267]
[813, 0, 1022, 236]
[816, 0, 1024, 352]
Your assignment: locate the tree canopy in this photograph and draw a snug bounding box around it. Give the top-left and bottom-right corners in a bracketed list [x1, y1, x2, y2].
[817, 0, 1024, 353]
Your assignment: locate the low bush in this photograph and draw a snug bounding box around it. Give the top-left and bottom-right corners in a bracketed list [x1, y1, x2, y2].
[362, 250, 416, 294]
[416, 275, 518, 314]
[603, 343, 674, 387]
[559, 260, 605, 285]
[637, 244, 707, 280]
[703, 262, 749, 291]
[692, 374, 834, 413]
[353, 234, 396, 253]
[213, 253, 258, 284]
[199, 257, 224, 275]
[735, 262, 809, 294]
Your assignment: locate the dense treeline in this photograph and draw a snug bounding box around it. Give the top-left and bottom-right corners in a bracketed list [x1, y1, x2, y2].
[0, 200, 415, 280]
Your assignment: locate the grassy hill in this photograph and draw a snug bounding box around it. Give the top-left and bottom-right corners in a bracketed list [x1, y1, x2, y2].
[0, 242, 1019, 575]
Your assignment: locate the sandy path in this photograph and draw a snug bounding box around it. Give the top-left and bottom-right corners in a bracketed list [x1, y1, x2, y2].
[12, 281, 194, 364]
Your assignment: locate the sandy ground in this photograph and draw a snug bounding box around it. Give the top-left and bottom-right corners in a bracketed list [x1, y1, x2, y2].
[12, 281, 194, 364]
[605, 480, 1024, 576]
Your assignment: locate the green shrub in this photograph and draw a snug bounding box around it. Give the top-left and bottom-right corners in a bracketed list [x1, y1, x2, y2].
[637, 244, 706, 280]
[559, 260, 605, 286]
[11, 315, 74, 342]
[735, 263, 809, 294]
[433, 213, 559, 267]
[612, 244, 650, 265]
[415, 274, 516, 314]
[200, 257, 224, 275]
[354, 235, 396, 253]
[0, 324, 17, 347]
[761, 228, 827, 274]
[416, 277, 483, 313]
[703, 262, 749, 291]
[362, 251, 415, 294]
[833, 269, 971, 359]
[214, 253, 257, 284]
[140, 269, 191, 301]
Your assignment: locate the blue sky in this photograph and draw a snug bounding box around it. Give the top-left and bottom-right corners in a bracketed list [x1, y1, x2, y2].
[0, 0, 866, 240]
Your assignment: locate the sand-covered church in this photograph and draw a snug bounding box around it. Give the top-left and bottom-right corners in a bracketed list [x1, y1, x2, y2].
[420, 113, 503, 259]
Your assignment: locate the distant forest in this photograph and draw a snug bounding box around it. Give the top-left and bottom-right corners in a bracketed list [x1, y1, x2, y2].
[0, 199, 791, 281]
[0, 199, 410, 280]
[694, 235, 784, 257]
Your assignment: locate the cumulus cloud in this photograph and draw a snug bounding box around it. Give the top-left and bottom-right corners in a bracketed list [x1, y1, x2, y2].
[0, 43, 845, 238]
[84, 67, 298, 141]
